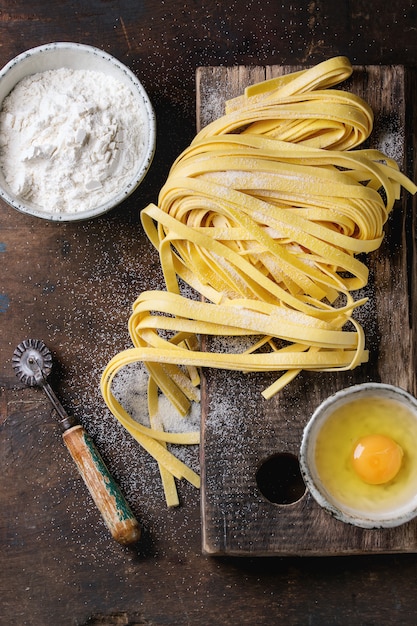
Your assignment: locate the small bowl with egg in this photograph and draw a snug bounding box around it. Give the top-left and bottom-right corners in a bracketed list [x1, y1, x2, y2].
[300, 382, 417, 529]
[0, 42, 156, 221]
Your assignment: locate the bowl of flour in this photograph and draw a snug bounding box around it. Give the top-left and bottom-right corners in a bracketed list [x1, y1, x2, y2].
[0, 42, 156, 221]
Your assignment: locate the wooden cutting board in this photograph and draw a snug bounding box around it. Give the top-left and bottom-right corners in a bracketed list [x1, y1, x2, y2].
[197, 64, 417, 556]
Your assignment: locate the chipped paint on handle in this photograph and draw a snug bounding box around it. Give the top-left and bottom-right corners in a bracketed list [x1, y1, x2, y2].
[62, 424, 141, 545]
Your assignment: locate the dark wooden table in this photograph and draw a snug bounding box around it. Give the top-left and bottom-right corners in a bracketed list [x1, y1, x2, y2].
[2, 2, 417, 624]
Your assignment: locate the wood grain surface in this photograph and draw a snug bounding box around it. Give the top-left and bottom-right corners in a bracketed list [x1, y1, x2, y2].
[198, 64, 417, 556]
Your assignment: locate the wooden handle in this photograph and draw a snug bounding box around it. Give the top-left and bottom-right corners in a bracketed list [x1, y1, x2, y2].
[62, 424, 141, 545]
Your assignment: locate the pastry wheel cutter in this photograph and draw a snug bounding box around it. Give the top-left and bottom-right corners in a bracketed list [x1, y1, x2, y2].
[12, 338, 141, 545]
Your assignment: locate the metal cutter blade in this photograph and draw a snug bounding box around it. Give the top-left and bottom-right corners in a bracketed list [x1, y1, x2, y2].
[12, 338, 74, 429]
[12, 338, 53, 386]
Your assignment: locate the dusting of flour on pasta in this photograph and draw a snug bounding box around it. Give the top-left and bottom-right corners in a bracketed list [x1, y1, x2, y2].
[111, 361, 201, 435]
[0, 68, 146, 213]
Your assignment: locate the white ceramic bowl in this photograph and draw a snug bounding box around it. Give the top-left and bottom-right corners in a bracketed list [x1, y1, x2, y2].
[0, 42, 156, 221]
[300, 383, 417, 529]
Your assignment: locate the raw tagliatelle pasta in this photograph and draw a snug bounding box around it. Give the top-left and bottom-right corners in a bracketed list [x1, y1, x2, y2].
[101, 56, 417, 506]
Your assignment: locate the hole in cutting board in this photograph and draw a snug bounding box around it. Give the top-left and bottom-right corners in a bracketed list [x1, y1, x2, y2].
[256, 452, 306, 504]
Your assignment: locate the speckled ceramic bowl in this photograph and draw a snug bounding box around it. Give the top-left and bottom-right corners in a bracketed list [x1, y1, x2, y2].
[300, 383, 417, 529]
[0, 42, 156, 221]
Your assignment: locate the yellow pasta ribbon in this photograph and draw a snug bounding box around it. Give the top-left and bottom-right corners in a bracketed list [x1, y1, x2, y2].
[101, 57, 417, 505]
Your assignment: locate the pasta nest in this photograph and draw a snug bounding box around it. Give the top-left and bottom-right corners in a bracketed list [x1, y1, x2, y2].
[101, 57, 417, 504]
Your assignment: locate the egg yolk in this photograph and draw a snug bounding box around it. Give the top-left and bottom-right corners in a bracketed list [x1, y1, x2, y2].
[351, 434, 403, 485]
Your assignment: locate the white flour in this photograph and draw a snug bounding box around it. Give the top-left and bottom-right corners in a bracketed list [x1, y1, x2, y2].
[0, 68, 146, 213]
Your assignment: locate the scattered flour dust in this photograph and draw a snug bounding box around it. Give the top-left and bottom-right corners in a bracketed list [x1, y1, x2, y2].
[0, 68, 146, 213]
[110, 360, 201, 496]
[111, 361, 201, 435]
